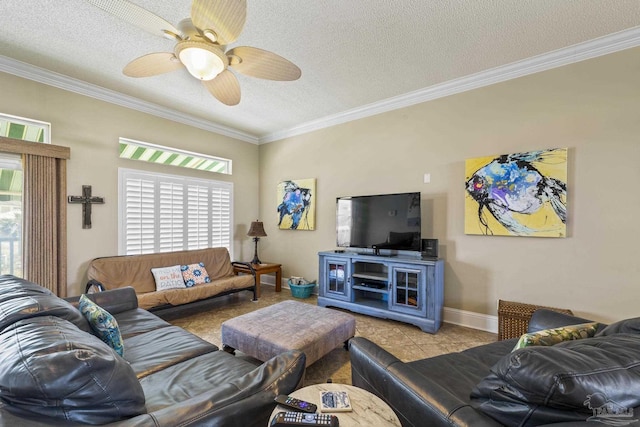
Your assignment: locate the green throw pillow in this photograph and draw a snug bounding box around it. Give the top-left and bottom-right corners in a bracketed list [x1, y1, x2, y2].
[78, 294, 124, 357]
[513, 322, 599, 351]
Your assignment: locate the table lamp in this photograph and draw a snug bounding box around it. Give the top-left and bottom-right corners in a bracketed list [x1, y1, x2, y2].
[247, 220, 267, 264]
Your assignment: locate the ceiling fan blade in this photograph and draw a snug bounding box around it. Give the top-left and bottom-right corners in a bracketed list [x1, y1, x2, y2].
[191, 0, 246, 46]
[84, 0, 183, 39]
[123, 52, 183, 77]
[227, 47, 301, 81]
[202, 70, 241, 106]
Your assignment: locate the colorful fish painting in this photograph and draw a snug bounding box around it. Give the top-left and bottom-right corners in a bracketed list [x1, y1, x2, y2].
[465, 148, 567, 237]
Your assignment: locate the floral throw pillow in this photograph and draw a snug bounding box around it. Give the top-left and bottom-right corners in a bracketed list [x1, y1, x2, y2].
[151, 265, 186, 291]
[181, 262, 211, 287]
[78, 294, 124, 357]
[513, 322, 600, 351]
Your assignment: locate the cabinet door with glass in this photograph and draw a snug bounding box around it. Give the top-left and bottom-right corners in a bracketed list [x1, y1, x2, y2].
[320, 257, 351, 301]
[389, 264, 427, 316]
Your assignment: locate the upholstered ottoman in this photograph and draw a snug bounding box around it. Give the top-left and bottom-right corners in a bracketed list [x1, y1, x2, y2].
[221, 300, 356, 367]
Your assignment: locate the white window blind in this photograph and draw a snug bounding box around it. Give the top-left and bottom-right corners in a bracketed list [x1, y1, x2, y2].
[119, 168, 233, 256]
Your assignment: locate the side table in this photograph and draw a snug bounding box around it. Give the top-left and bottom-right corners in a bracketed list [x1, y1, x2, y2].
[269, 383, 401, 427]
[234, 262, 282, 298]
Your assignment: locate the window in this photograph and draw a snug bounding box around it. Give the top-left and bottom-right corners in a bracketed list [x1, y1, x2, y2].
[119, 138, 232, 175]
[0, 112, 52, 278]
[0, 153, 22, 276]
[118, 168, 233, 257]
[0, 113, 50, 143]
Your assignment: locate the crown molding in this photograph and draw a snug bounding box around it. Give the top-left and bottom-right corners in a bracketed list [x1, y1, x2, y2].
[260, 26, 640, 144]
[0, 56, 259, 144]
[2, 26, 639, 145]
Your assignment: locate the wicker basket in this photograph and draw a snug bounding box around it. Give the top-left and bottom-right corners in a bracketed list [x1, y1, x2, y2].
[497, 300, 573, 341]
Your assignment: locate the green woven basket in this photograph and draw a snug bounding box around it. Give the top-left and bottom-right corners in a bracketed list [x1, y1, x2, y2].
[288, 280, 315, 299]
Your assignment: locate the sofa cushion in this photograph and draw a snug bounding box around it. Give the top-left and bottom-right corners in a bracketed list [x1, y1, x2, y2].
[0, 275, 90, 333]
[139, 350, 306, 426]
[136, 274, 254, 310]
[151, 265, 186, 291]
[471, 334, 640, 426]
[0, 316, 145, 424]
[112, 307, 172, 339]
[512, 322, 599, 351]
[181, 262, 211, 287]
[406, 339, 516, 404]
[139, 350, 259, 410]
[78, 294, 124, 356]
[123, 325, 218, 378]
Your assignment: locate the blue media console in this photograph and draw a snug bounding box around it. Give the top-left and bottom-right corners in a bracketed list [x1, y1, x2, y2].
[317, 251, 444, 333]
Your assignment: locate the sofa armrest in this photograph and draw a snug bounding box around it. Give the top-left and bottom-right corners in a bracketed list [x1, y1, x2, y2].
[527, 309, 594, 333]
[232, 261, 256, 276]
[65, 287, 139, 314]
[349, 337, 500, 427]
[85, 279, 105, 293]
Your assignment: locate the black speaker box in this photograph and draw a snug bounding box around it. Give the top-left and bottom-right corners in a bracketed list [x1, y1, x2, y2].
[421, 239, 438, 258]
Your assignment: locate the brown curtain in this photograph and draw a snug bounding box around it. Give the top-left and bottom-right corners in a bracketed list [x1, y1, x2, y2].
[0, 136, 69, 296]
[22, 155, 67, 295]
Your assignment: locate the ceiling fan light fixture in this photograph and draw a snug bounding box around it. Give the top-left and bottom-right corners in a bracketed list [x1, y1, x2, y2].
[176, 40, 226, 81]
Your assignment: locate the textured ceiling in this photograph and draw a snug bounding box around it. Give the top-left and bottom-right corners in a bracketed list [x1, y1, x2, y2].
[0, 1, 639, 143]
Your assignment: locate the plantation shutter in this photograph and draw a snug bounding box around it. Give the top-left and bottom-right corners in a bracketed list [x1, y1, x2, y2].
[159, 180, 184, 252]
[122, 175, 155, 254]
[211, 185, 231, 248]
[119, 168, 233, 256]
[187, 184, 209, 249]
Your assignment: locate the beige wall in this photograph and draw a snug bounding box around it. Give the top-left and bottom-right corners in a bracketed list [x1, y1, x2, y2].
[1, 46, 638, 322]
[0, 73, 259, 295]
[259, 47, 640, 323]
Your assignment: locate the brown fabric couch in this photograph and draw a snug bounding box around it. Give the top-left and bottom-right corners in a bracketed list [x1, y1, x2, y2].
[86, 247, 256, 313]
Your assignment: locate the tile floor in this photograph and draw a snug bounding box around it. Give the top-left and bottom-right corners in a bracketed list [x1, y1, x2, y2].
[168, 285, 497, 385]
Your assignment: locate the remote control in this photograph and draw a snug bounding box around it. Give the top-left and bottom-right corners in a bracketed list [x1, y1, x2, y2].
[274, 395, 318, 413]
[271, 411, 339, 426]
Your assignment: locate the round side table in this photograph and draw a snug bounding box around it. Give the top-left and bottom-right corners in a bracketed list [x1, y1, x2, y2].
[269, 383, 401, 426]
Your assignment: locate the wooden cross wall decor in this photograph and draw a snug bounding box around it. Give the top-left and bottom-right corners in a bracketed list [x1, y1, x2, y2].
[68, 185, 105, 229]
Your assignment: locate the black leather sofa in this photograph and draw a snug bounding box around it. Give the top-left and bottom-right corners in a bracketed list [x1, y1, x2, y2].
[350, 309, 640, 426]
[0, 275, 306, 426]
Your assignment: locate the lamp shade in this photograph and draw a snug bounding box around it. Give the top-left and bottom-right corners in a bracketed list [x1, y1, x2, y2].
[247, 221, 267, 237]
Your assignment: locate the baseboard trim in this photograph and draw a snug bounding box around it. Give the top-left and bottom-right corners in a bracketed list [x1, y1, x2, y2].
[260, 276, 277, 286]
[443, 307, 498, 334]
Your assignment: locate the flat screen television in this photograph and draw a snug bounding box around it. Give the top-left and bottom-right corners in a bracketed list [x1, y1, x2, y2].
[336, 192, 421, 253]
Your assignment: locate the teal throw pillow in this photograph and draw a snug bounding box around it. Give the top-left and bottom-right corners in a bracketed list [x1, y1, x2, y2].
[78, 294, 124, 357]
[513, 322, 599, 351]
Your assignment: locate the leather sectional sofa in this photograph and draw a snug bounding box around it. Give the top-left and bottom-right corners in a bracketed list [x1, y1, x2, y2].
[350, 309, 640, 426]
[0, 275, 305, 426]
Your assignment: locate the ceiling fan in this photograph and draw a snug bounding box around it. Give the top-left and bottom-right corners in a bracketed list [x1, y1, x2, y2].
[85, 0, 301, 106]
